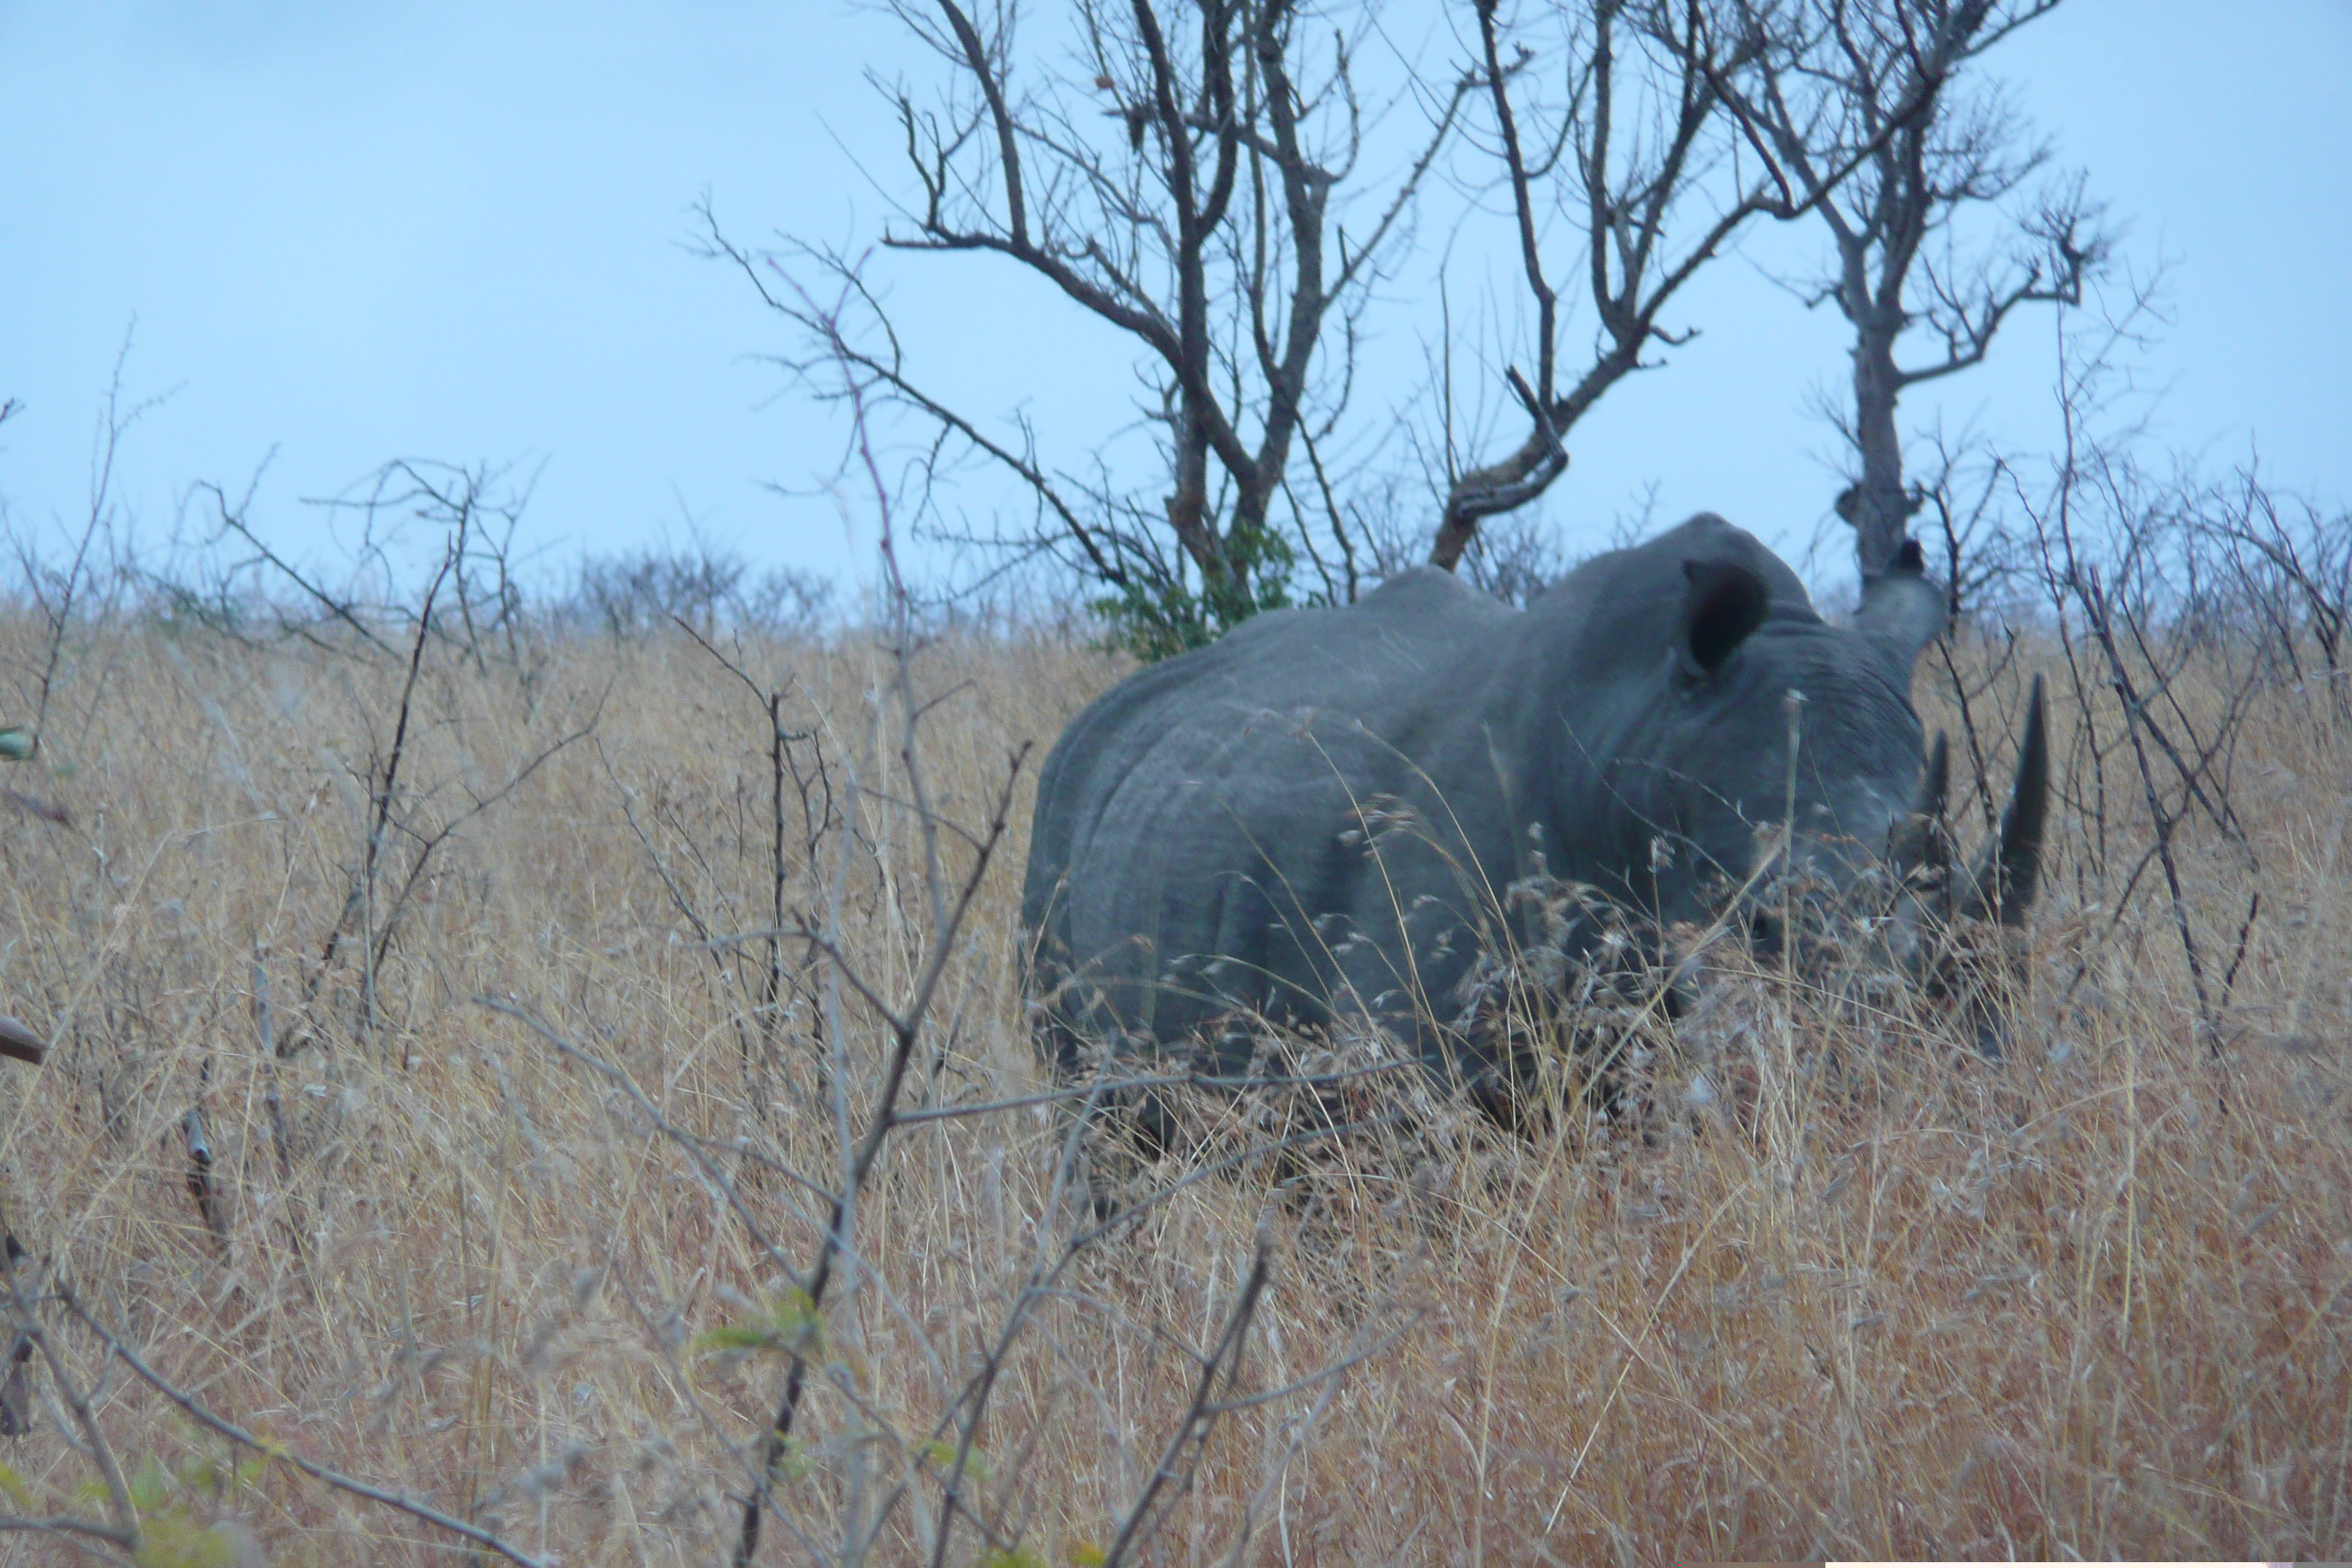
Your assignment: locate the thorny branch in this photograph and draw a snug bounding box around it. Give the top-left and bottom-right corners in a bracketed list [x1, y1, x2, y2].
[1098, 1238, 1273, 1567]
[717, 0, 1471, 647]
[1694, 0, 2108, 578]
[725, 742, 1030, 1566]
[1432, 0, 1932, 569]
[53, 1286, 548, 1568]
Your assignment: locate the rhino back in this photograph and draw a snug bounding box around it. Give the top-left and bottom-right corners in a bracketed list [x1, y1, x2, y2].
[1022, 568, 1527, 1055]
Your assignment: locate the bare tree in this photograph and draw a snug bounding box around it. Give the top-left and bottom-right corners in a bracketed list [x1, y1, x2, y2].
[1426, 0, 1814, 570]
[1699, 0, 2111, 581]
[710, 0, 1484, 653]
[723, 0, 2089, 636]
[717, 0, 1868, 647]
[1428, 0, 2038, 574]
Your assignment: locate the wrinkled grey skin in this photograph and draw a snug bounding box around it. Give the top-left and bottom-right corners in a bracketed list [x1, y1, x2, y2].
[1022, 513, 2035, 1094]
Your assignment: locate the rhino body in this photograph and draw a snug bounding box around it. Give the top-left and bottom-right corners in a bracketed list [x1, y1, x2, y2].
[1022, 513, 2037, 1093]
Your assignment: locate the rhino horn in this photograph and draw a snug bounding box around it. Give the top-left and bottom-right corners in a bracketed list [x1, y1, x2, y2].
[1957, 674, 2049, 927]
[1887, 729, 1952, 882]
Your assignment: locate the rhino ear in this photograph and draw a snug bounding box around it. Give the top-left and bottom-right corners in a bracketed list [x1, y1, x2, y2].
[1677, 559, 1771, 679]
[1854, 537, 1947, 674]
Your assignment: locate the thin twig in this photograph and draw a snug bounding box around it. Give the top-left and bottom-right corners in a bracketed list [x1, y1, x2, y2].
[1100, 1239, 1273, 1567]
[0, 1252, 137, 1550]
[56, 1289, 548, 1568]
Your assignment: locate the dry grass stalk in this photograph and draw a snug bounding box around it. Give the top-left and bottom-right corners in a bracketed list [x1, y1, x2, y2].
[0, 611, 2343, 1564]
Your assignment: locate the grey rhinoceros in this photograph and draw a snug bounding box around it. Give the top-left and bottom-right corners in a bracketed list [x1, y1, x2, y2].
[1020, 513, 2046, 1107]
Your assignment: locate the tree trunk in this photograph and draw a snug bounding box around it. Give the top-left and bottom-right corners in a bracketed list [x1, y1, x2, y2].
[1844, 302, 1915, 580]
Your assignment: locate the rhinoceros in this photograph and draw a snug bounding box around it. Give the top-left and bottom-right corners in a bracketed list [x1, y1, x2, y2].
[1020, 513, 2046, 1107]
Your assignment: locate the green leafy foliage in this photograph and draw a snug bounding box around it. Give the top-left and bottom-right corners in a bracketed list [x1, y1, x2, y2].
[100, 1452, 263, 1568]
[132, 1513, 244, 1568]
[693, 1288, 825, 1360]
[1092, 527, 1295, 661]
[921, 1438, 990, 1481]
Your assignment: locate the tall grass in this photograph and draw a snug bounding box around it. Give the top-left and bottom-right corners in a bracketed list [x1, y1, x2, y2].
[0, 608, 2345, 1564]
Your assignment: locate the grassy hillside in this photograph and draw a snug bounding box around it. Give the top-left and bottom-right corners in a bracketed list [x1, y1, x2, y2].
[0, 611, 2344, 1564]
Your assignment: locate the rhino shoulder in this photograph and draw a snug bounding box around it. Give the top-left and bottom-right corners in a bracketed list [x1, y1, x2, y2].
[1354, 565, 1517, 625]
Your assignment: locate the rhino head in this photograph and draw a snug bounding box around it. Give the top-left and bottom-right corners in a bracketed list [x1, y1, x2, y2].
[1873, 672, 2050, 1052]
[1632, 537, 2048, 1050]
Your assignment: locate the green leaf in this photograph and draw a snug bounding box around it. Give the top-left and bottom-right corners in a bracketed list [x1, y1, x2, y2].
[132, 1515, 241, 1568]
[923, 1439, 990, 1480]
[0, 1460, 32, 1508]
[129, 1458, 171, 1512]
[693, 1289, 824, 1359]
[0, 728, 32, 762]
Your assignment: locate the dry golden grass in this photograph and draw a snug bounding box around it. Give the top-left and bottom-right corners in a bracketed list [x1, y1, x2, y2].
[0, 614, 2346, 1565]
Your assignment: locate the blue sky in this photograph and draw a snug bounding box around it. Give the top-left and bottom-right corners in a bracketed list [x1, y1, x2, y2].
[3, 1, 2347, 598]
